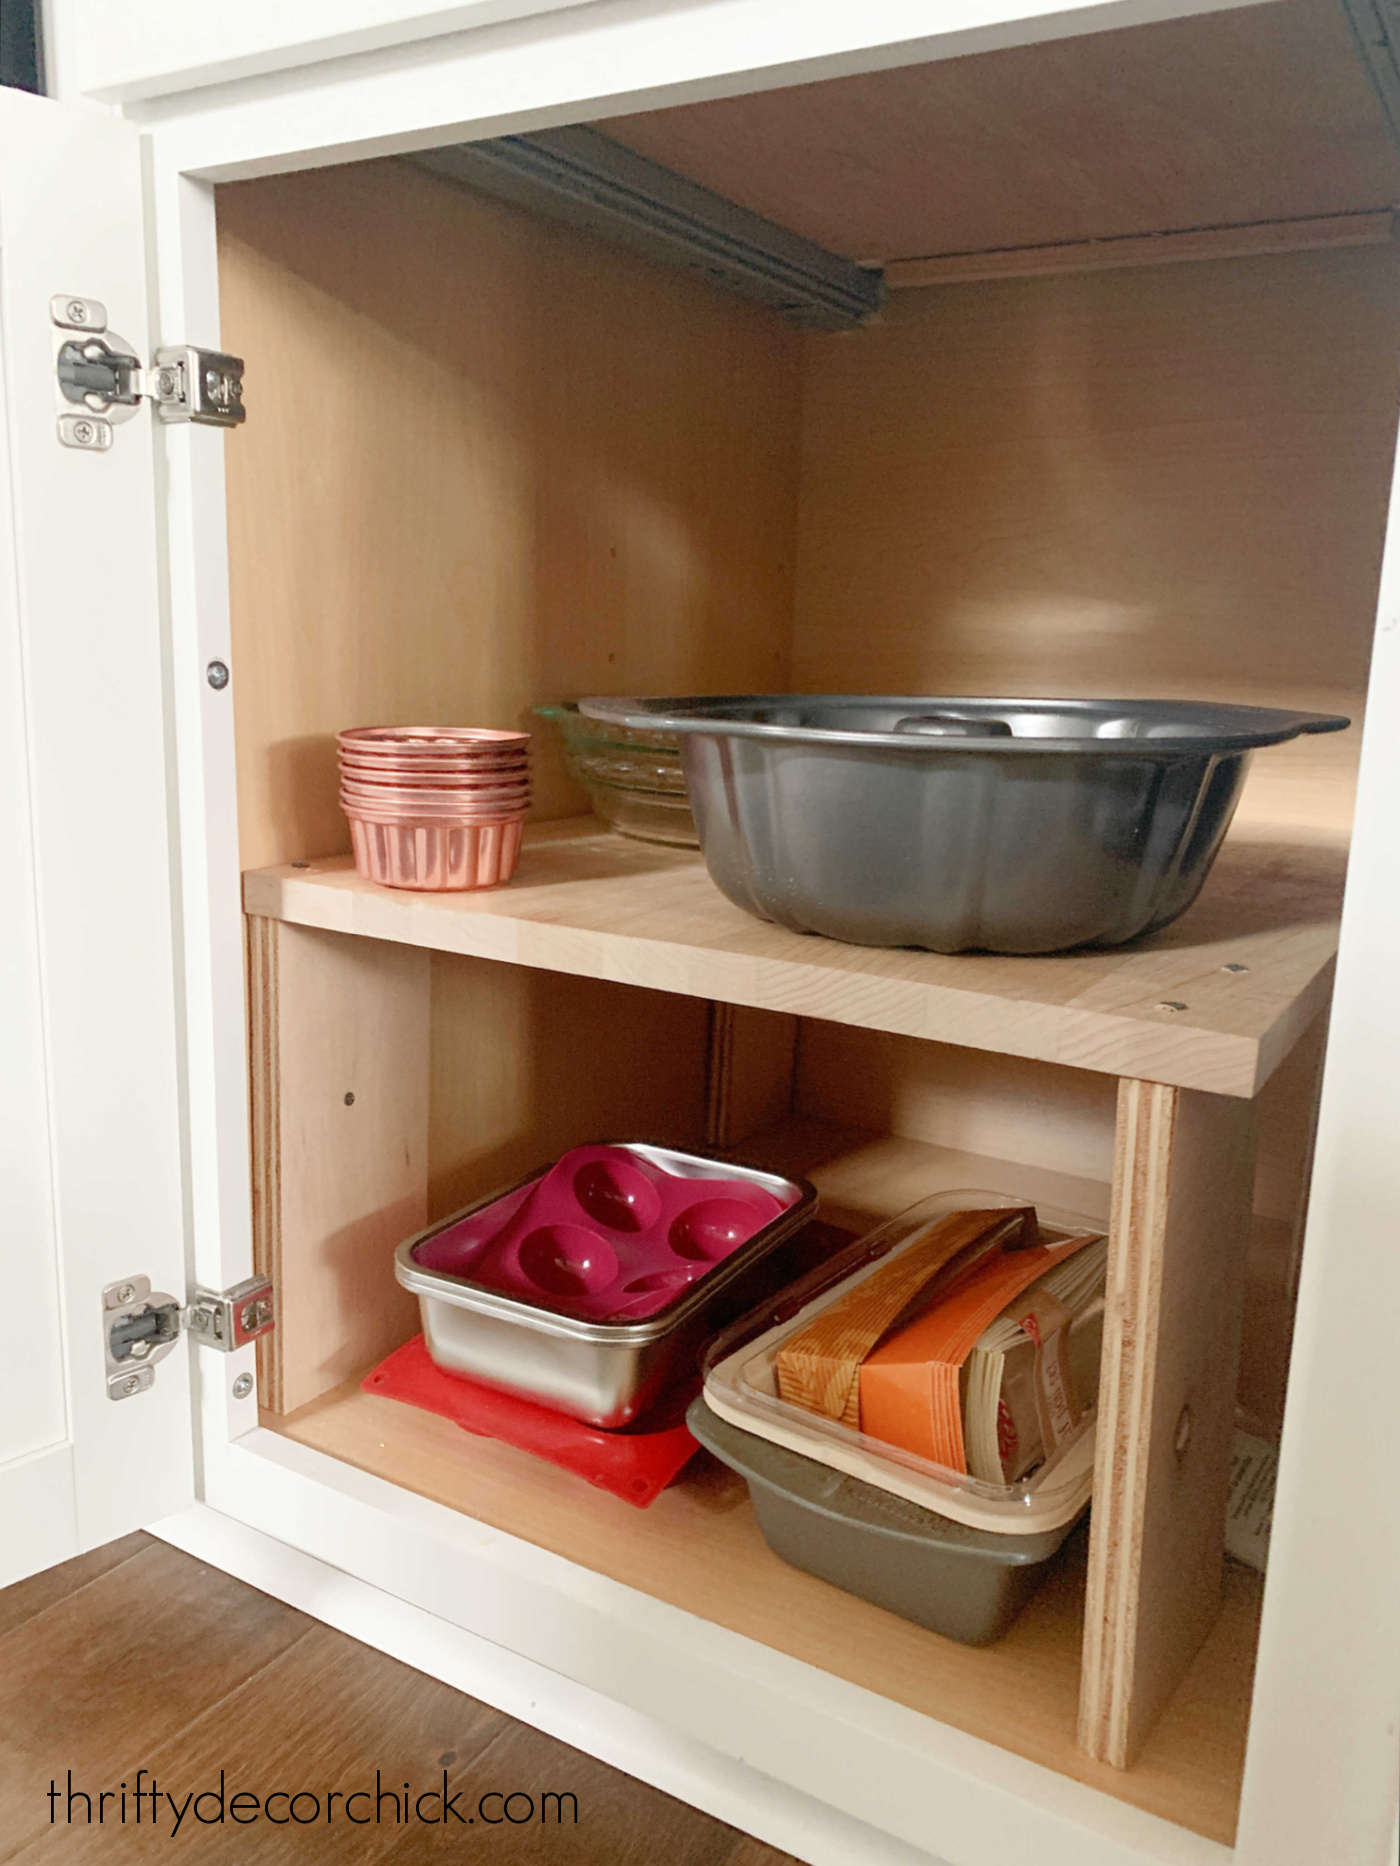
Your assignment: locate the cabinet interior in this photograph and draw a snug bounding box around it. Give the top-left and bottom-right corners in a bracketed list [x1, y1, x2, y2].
[222, 0, 1400, 1845]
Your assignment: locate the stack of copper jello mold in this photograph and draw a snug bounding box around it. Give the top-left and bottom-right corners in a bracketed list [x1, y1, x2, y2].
[338, 726, 531, 890]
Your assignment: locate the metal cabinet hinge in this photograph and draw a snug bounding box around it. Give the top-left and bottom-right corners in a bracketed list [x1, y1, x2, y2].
[53, 295, 245, 451]
[103, 1274, 274, 1400]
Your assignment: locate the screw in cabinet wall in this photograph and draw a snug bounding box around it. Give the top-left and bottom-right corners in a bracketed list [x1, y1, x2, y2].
[0, 0, 42, 94]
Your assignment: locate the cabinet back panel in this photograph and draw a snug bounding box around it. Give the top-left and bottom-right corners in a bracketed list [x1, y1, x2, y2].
[218, 158, 801, 871]
[795, 1021, 1117, 1186]
[793, 246, 1400, 733]
[428, 955, 711, 1222]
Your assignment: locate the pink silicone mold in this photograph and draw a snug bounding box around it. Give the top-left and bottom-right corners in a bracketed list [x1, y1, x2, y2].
[412, 1144, 795, 1321]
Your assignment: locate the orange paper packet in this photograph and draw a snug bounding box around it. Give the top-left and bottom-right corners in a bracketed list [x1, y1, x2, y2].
[858, 1231, 1099, 1473]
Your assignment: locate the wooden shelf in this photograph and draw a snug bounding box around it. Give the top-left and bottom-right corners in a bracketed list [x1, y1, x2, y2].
[268, 1117, 1254, 1846]
[244, 813, 1345, 1098]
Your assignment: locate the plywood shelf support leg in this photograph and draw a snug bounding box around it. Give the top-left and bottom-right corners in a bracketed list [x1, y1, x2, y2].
[1079, 1077, 1258, 1767]
[247, 915, 431, 1415]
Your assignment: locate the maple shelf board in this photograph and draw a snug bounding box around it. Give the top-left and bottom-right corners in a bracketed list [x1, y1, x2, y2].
[243, 814, 1346, 1097]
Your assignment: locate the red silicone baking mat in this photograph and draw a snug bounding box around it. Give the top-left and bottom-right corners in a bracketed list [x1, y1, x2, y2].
[361, 1335, 699, 1508]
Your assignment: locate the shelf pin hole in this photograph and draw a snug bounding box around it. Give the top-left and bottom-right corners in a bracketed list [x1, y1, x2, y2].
[1174, 1404, 1193, 1460]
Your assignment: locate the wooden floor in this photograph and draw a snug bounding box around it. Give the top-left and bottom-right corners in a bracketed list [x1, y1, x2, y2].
[0, 1534, 797, 1865]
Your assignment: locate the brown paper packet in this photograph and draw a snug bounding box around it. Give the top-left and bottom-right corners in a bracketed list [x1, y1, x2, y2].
[775, 1206, 1036, 1428]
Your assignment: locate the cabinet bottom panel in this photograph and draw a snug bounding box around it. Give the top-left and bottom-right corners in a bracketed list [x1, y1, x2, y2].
[262, 1116, 1258, 1847]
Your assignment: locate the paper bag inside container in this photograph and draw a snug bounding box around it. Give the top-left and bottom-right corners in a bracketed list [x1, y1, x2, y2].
[774, 1207, 1036, 1430]
[963, 1235, 1109, 1483]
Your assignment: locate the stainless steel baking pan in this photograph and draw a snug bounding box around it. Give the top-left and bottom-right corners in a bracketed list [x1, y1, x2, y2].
[395, 1144, 817, 1428]
[578, 695, 1349, 954]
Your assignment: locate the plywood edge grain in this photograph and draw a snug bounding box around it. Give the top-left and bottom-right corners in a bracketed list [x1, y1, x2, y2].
[246, 915, 283, 1411]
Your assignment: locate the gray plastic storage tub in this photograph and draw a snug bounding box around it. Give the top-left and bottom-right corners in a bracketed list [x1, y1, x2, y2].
[579, 695, 1349, 953]
[688, 1396, 1083, 1645]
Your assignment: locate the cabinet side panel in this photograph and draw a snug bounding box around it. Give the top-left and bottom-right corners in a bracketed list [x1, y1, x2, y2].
[218, 157, 801, 871]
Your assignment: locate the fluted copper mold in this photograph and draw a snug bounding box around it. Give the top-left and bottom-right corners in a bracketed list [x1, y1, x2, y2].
[347, 814, 526, 890]
[339, 724, 531, 891]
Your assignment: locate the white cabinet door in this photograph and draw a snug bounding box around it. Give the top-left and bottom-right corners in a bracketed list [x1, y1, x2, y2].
[0, 88, 194, 1586]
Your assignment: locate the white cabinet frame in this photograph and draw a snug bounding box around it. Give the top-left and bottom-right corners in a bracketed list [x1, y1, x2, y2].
[90, 0, 1400, 1860]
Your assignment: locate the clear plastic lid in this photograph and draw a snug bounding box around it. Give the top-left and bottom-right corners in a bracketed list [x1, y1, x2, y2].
[702, 1187, 1107, 1534]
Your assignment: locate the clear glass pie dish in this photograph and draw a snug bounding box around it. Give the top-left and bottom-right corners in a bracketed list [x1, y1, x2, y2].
[534, 701, 699, 847]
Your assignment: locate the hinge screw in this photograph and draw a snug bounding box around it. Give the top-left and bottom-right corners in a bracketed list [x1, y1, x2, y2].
[232, 1373, 254, 1400]
[115, 1282, 136, 1304]
[66, 300, 89, 323]
[121, 1374, 141, 1397]
[72, 420, 96, 446]
[206, 660, 230, 691]
[157, 368, 178, 397]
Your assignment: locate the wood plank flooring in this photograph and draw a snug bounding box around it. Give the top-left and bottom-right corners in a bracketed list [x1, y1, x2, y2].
[0, 1534, 799, 1865]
